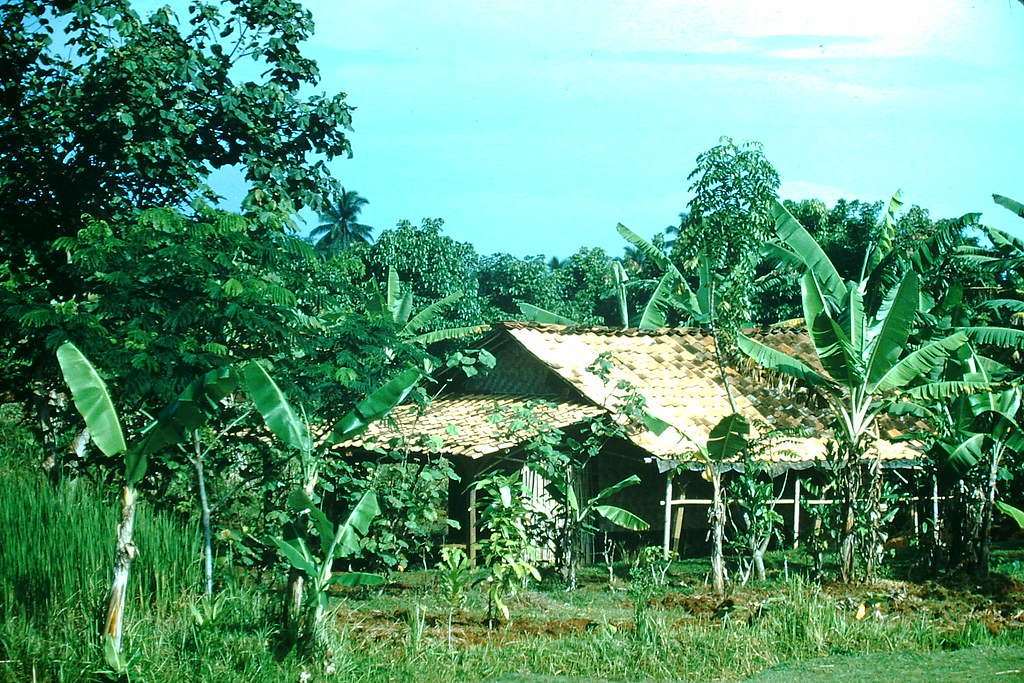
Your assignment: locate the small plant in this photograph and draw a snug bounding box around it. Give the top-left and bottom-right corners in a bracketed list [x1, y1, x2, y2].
[270, 489, 385, 648]
[629, 546, 672, 642]
[728, 452, 785, 583]
[474, 472, 541, 623]
[437, 546, 478, 648]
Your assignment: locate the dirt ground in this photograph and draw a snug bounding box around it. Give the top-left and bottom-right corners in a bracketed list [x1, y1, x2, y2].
[333, 566, 1024, 648]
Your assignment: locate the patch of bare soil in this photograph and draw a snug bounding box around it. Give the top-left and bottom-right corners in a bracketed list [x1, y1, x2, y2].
[333, 570, 1024, 648]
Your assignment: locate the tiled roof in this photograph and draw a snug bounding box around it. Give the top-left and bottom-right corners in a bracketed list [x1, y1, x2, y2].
[338, 393, 604, 458]
[335, 322, 922, 466]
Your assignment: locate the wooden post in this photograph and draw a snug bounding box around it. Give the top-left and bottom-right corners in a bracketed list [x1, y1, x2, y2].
[468, 485, 478, 566]
[793, 476, 802, 549]
[663, 474, 673, 557]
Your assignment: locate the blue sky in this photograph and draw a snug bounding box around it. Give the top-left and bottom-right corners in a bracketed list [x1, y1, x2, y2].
[279, 2, 1024, 257]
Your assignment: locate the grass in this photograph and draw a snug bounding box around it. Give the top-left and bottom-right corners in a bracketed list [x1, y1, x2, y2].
[1, 460, 1023, 680]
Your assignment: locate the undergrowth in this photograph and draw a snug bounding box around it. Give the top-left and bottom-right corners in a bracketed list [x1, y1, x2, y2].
[1, 466, 1023, 681]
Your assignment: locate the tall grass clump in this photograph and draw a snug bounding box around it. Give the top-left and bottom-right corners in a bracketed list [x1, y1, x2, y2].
[0, 474, 201, 623]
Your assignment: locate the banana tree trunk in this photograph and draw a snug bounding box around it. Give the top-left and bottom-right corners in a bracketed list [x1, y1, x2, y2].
[838, 461, 862, 583]
[710, 469, 726, 594]
[103, 486, 138, 652]
[979, 445, 1005, 576]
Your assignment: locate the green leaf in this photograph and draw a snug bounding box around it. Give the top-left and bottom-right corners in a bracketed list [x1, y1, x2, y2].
[961, 326, 1024, 350]
[589, 474, 642, 504]
[326, 367, 421, 445]
[871, 332, 968, 393]
[56, 343, 127, 458]
[335, 490, 381, 558]
[517, 303, 579, 326]
[771, 200, 845, 303]
[270, 536, 318, 577]
[595, 505, 650, 531]
[995, 501, 1024, 529]
[385, 267, 401, 316]
[617, 223, 700, 315]
[993, 193, 1024, 219]
[809, 309, 862, 389]
[868, 189, 902, 272]
[638, 270, 683, 329]
[243, 362, 311, 453]
[935, 433, 986, 476]
[410, 324, 490, 345]
[566, 483, 580, 513]
[865, 271, 920, 387]
[287, 489, 335, 557]
[706, 413, 749, 462]
[736, 333, 832, 388]
[329, 572, 386, 587]
[404, 290, 463, 335]
[138, 366, 240, 455]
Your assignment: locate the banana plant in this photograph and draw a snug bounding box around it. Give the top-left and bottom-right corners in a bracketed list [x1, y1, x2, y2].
[921, 346, 1024, 574]
[242, 361, 421, 627]
[556, 473, 649, 591]
[56, 343, 236, 671]
[646, 411, 749, 594]
[363, 265, 488, 345]
[736, 199, 971, 581]
[270, 489, 384, 646]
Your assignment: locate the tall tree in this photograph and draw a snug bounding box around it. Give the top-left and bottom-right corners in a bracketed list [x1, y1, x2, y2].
[1, 0, 353, 253]
[673, 137, 781, 335]
[1, 0, 356, 416]
[311, 188, 373, 257]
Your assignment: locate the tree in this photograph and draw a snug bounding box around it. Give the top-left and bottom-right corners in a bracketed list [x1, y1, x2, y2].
[56, 343, 235, 671]
[673, 137, 781, 334]
[1, 0, 353, 253]
[363, 219, 487, 328]
[2, 0, 358, 435]
[477, 253, 565, 320]
[311, 187, 373, 257]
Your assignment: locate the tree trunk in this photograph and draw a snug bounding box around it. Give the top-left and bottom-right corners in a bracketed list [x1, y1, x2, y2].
[979, 446, 1005, 576]
[194, 443, 214, 599]
[838, 464, 861, 583]
[103, 486, 138, 653]
[751, 535, 768, 582]
[710, 469, 726, 594]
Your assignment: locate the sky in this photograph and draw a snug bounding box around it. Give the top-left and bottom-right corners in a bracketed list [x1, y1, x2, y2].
[271, 1, 1024, 257]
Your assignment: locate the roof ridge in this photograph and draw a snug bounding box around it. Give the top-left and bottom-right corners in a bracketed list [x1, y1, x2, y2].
[493, 320, 808, 336]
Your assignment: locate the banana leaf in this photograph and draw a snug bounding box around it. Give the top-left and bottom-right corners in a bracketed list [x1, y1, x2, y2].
[404, 290, 463, 335]
[243, 362, 311, 454]
[865, 271, 919, 387]
[736, 333, 832, 388]
[595, 505, 649, 531]
[325, 367, 421, 445]
[993, 193, 1024, 219]
[771, 200, 845, 303]
[56, 343, 127, 458]
[706, 413, 749, 462]
[335, 490, 381, 558]
[961, 326, 1024, 350]
[638, 270, 683, 329]
[871, 332, 968, 393]
[517, 303, 579, 326]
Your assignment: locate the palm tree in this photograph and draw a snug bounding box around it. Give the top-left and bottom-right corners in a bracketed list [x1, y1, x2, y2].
[311, 188, 372, 257]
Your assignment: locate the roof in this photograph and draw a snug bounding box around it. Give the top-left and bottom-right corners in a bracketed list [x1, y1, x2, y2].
[336, 322, 922, 467]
